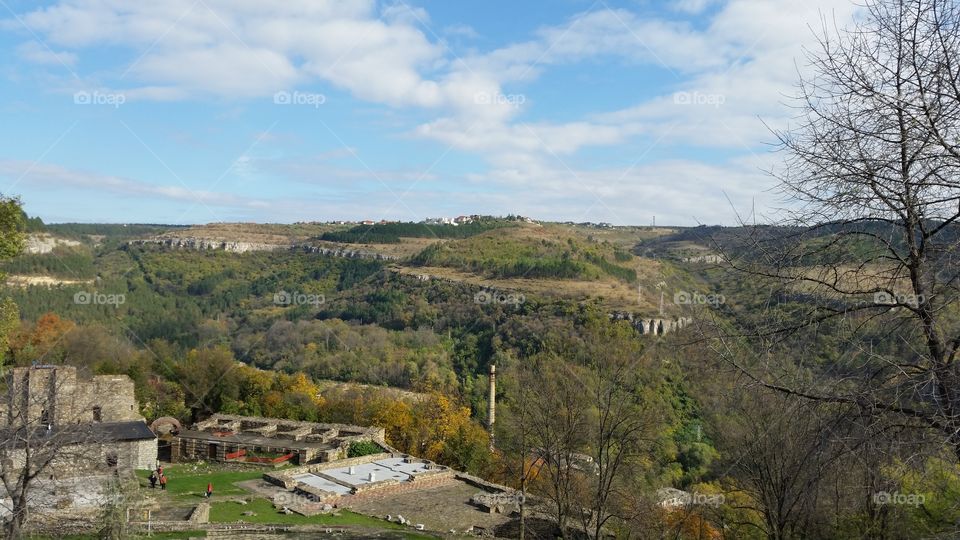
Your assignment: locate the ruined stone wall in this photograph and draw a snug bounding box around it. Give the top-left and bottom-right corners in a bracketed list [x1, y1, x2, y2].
[4, 366, 78, 427]
[3, 367, 142, 428]
[2, 438, 156, 477]
[76, 375, 141, 423]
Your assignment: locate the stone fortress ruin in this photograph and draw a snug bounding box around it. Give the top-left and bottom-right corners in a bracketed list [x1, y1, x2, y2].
[167, 413, 385, 466]
[0, 364, 157, 474]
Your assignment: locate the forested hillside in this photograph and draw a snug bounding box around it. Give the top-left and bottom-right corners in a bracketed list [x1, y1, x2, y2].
[2, 216, 958, 538]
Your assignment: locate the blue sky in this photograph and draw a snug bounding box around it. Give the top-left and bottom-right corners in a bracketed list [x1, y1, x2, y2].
[0, 0, 857, 225]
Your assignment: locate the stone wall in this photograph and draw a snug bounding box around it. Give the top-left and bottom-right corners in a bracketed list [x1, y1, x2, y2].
[2, 366, 141, 428]
[2, 438, 156, 477]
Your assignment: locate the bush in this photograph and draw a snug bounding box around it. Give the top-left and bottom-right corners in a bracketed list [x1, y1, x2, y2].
[347, 440, 383, 458]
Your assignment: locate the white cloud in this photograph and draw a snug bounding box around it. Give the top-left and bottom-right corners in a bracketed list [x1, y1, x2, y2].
[3, 0, 861, 224]
[16, 41, 77, 66]
[672, 0, 721, 15]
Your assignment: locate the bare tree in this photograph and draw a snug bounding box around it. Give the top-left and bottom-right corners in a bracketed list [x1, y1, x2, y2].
[578, 324, 656, 539]
[525, 353, 590, 539]
[0, 370, 110, 539]
[721, 0, 960, 462]
[500, 360, 545, 540]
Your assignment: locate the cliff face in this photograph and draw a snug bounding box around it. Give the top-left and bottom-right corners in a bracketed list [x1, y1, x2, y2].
[25, 233, 82, 254]
[131, 237, 398, 260]
[133, 237, 288, 253]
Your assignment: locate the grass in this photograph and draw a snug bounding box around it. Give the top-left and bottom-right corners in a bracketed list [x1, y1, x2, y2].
[56, 532, 205, 539]
[209, 498, 400, 527]
[130, 463, 436, 538]
[135, 463, 269, 500]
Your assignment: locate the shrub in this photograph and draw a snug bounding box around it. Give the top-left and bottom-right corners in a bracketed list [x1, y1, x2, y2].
[347, 440, 383, 458]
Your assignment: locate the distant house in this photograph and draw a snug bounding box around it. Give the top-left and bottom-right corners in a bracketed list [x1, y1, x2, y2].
[360, 220, 376, 226]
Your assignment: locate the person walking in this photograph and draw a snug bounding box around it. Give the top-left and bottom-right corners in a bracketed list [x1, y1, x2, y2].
[206, 482, 213, 498]
[149, 472, 157, 489]
[159, 474, 167, 491]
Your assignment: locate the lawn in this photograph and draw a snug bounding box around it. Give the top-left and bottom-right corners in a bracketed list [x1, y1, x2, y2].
[209, 498, 398, 527]
[59, 532, 205, 539]
[135, 463, 270, 500]
[132, 464, 436, 538]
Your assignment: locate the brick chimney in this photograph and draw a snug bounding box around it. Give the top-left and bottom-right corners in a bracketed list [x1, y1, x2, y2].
[488, 364, 496, 449]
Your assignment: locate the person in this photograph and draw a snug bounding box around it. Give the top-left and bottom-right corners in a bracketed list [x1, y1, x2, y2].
[206, 482, 213, 498]
[157, 465, 163, 477]
[159, 474, 167, 491]
[149, 472, 157, 489]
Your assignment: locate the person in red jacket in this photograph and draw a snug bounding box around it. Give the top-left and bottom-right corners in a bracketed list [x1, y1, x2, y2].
[206, 482, 213, 498]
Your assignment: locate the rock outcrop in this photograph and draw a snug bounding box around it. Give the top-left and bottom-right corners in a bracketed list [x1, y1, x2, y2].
[130, 237, 398, 260]
[610, 312, 693, 335]
[132, 237, 287, 253]
[25, 233, 82, 254]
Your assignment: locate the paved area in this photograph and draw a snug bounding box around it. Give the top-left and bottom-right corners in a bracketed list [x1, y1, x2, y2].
[345, 480, 513, 534]
[292, 473, 352, 495]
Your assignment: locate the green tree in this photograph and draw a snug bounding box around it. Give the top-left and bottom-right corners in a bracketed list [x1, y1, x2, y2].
[0, 196, 25, 371]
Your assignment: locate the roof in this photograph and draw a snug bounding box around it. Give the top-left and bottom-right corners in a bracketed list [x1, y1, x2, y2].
[89, 421, 157, 442]
[0, 421, 156, 447]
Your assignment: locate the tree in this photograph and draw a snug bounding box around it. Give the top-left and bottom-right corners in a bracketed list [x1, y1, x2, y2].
[499, 360, 540, 540]
[577, 322, 656, 539]
[524, 353, 590, 539]
[0, 196, 24, 371]
[0, 370, 104, 539]
[722, 0, 960, 462]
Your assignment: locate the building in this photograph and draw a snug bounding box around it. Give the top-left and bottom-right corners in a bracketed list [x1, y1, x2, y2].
[167, 413, 385, 466]
[0, 365, 157, 475]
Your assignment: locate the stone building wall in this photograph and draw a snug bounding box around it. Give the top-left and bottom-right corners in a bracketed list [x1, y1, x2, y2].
[2, 438, 157, 477]
[77, 375, 141, 423]
[2, 366, 141, 428]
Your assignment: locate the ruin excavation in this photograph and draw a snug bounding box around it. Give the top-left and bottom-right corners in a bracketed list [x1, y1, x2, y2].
[0, 365, 523, 537]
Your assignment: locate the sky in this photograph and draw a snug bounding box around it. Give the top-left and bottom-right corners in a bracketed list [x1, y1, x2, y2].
[0, 0, 859, 226]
